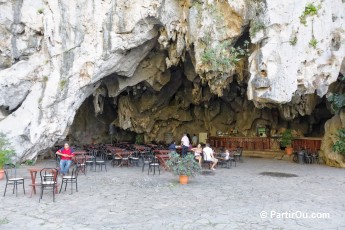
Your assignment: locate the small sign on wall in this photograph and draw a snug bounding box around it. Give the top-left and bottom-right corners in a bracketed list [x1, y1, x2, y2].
[199, 132, 208, 144]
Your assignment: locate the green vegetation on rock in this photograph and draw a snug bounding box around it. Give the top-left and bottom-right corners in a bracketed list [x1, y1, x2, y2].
[328, 92, 345, 113]
[309, 37, 318, 49]
[249, 20, 265, 38]
[333, 129, 345, 156]
[299, 3, 321, 26]
[37, 8, 44, 14]
[59, 79, 67, 89]
[201, 40, 249, 72]
[135, 134, 144, 145]
[289, 36, 298, 46]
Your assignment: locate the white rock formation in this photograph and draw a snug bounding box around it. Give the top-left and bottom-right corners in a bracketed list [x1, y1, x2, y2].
[0, 0, 182, 160]
[248, 0, 345, 106]
[0, 0, 344, 161]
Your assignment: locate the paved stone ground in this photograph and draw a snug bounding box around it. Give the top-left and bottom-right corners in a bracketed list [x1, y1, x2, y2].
[0, 158, 344, 230]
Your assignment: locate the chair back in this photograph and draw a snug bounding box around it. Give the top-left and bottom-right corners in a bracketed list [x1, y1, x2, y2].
[98, 151, 107, 161]
[70, 164, 79, 178]
[143, 153, 153, 162]
[236, 147, 243, 155]
[55, 155, 61, 167]
[4, 163, 16, 181]
[40, 168, 58, 183]
[75, 155, 86, 165]
[151, 156, 160, 164]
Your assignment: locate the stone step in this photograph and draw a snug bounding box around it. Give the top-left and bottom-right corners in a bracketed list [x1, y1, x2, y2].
[243, 150, 285, 159]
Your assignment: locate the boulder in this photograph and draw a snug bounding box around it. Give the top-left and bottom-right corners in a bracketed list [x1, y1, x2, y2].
[321, 112, 345, 168]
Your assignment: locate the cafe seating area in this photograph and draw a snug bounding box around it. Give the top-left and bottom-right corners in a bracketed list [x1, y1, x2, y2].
[5, 133, 325, 202]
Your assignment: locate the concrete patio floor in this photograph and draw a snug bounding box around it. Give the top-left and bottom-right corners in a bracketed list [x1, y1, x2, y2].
[0, 158, 344, 229]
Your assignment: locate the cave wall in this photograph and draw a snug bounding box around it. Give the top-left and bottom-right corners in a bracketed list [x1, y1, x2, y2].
[69, 64, 330, 145]
[68, 96, 114, 144]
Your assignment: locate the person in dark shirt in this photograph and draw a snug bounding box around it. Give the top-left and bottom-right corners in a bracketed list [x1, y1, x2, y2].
[168, 141, 176, 152]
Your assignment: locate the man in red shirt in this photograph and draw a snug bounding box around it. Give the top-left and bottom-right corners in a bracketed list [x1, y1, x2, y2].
[56, 143, 75, 176]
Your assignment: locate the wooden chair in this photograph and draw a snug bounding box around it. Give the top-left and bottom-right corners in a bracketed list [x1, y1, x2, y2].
[75, 155, 86, 175]
[39, 168, 58, 202]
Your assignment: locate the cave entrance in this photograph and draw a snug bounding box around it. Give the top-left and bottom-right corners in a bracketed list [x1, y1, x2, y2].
[66, 31, 335, 149]
[68, 53, 333, 149]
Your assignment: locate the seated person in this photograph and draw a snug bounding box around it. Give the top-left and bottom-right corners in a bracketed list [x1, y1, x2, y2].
[168, 141, 176, 152]
[223, 149, 230, 160]
[202, 143, 218, 170]
[191, 144, 203, 166]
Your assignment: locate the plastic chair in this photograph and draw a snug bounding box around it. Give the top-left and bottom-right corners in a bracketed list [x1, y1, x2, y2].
[3, 164, 25, 197]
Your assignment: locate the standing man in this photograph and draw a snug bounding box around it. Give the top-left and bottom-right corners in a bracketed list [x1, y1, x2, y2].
[192, 134, 198, 146]
[181, 133, 190, 157]
[56, 143, 75, 176]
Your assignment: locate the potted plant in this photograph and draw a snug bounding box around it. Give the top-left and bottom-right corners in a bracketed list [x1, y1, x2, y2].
[166, 152, 201, 184]
[0, 133, 15, 180]
[280, 129, 294, 155]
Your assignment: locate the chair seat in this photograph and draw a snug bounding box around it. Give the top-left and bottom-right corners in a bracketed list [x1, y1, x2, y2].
[62, 176, 76, 179]
[42, 181, 57, 185]
[150, 163, 159, 166]
[122, 158, 129, 160]
[130, 157, 139, 160]
[9, 177, 24, 181]
[96, 160, 105, 163]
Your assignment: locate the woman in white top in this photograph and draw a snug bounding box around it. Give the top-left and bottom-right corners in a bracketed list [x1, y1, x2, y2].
[191, 144, 202, 166]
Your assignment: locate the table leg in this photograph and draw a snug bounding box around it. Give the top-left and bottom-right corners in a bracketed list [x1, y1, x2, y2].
[31, 171, 37, 194]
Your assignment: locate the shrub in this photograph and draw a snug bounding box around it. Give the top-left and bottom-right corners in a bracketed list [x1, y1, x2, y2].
[280, 130, 293, 148]
[166, 152, 201, 177]
[327, 93, 345, 113]
[0, 133, 15, 169]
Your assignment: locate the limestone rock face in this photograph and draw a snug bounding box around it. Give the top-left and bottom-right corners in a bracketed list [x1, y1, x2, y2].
[248, 0, 345, 115]
[0, 0, 180, 160]
[0, 0, 344, 162]
[321, 112, 345, 168]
